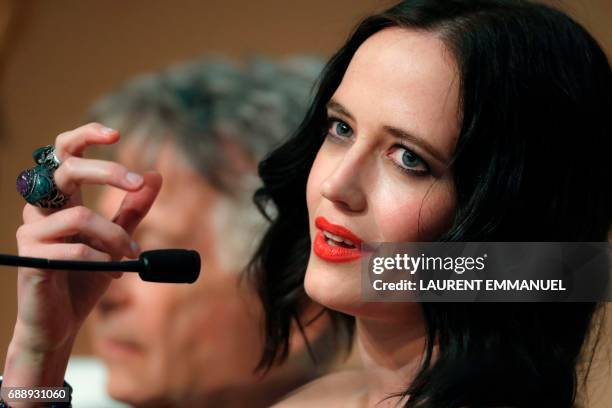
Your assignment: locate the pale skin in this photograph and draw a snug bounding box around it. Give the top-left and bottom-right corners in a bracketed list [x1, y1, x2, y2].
[3, 27, 459, 408]
[279, 27, 459, 406]
[3, 123, 162, 408]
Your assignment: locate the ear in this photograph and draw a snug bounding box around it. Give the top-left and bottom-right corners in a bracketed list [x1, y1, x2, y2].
[112, 171, 163, 235]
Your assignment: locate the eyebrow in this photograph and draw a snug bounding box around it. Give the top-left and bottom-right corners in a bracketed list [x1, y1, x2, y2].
[327, 100, 355, 121]
[326, 99, 448, 164]
[383, 125, 447, 164]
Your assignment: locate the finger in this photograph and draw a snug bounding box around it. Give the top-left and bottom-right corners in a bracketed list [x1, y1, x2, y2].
[55, 122, 119, 160]
[18, 206, 139, 259]
[22, 204, 63, 224]
[23, 204, 46, 224]
[21, 189, 84, 224]
[19, 243, 122, 279]
[19, 241, 112, 262]
[54, 156, 144, 196]
[113, 171, 163, 236]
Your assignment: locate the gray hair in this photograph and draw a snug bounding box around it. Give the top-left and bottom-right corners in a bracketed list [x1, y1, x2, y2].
[89, 56, 323, 192]
[88, 56, 323, 271]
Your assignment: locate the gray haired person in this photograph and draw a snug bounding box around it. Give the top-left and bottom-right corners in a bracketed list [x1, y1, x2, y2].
[75, 56, 335, 407]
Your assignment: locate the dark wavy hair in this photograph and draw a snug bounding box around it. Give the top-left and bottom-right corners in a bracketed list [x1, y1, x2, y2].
[247, 1, 612, 407]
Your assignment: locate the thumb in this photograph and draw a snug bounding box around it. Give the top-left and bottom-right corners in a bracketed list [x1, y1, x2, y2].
[112, 171, 162, 235]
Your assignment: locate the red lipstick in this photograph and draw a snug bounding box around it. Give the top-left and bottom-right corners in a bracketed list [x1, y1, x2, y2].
[313, 217, 362, 262]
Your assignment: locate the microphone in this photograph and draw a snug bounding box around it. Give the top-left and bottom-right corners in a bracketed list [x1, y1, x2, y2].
[0, 249, 200, 284]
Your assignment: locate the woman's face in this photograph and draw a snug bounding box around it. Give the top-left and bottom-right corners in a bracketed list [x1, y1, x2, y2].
[305, 27, 460, 318]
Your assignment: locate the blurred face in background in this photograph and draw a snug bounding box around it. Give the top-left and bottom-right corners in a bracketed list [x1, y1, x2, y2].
[91, 139, 271, 407]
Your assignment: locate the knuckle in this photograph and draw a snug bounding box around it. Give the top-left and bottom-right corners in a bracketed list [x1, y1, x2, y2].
[21, 204, 42, 224]
[21, 205, 30, 222]
[69, 243, 91, 259]
[54, 158, 79, 192]
[61, 156, 76, 173]
[55, 131, 70, 147]
[15, 225, 29, 243]
[100, 163, 116, 179]
[111, 228, 130, 247]
[17, 242, 34, 257]
[86, 122, 105, 135]
[69, 206, 93, 226]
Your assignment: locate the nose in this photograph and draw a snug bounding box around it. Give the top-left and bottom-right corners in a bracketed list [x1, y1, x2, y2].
[320, 144, 368, 213]
[96, 274, 134, 315]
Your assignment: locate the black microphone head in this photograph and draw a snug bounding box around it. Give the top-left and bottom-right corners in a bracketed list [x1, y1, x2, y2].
[138, 249, 201, 283]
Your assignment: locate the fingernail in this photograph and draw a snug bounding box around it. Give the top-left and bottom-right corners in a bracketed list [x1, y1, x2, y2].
[126, 171, 143, 186]
[101, 126, 116, 135]
[130, 240, 140, 256]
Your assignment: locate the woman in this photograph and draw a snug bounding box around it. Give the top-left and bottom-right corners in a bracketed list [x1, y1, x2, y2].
[3, 1, 611, 407]
[247, 1, 611, 406]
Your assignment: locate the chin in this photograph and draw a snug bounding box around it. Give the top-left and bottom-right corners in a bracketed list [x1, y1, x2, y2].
[304, 254, 365, 316]
[106, 372, 150, 407]
[305, 254, 422, 322]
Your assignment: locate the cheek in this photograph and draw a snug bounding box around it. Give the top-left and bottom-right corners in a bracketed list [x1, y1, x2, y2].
[103, 286, 179, 389]
[306, 147, 329, 218]
[374, 177, 455, 242]
[126, 285, 182, 356]
[165, 280, 265, 388]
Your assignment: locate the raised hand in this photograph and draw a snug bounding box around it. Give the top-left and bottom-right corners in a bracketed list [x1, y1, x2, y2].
[3, 123, 162, 397]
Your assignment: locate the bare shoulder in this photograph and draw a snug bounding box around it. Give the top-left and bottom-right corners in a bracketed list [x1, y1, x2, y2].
[273, 370, 367, 407]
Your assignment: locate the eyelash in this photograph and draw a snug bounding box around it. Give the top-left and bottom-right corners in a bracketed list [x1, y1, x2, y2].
[325, 116, 431, 177]
[325, 116, 353, 140]
[388, 146, 431, 176]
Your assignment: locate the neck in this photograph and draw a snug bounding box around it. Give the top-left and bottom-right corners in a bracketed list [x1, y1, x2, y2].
[147, 365, 319, 408]
[356, 305, 427, 407]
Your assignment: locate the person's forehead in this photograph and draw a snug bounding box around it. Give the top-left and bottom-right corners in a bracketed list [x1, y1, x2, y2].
[114, 137, 215, 201]
[118, 137, 193, 173]
[336, 27, 460, 153]
[346, 27, 457, 97]
[363, 27, 446, 60]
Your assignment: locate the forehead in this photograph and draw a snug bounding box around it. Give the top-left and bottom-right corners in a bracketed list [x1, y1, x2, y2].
[118, 136, 190, 171]
[117, 138, 216, 202]
[336, 27, 460, 151]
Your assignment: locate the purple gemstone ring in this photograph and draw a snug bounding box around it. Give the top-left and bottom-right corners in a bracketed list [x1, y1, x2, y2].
[16, 145, 68, 209]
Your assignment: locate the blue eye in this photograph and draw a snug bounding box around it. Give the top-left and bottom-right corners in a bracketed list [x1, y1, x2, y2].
[388, 146, 429, 175]
[402, 150, 419, 167]
[327, 119, 353, 139]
